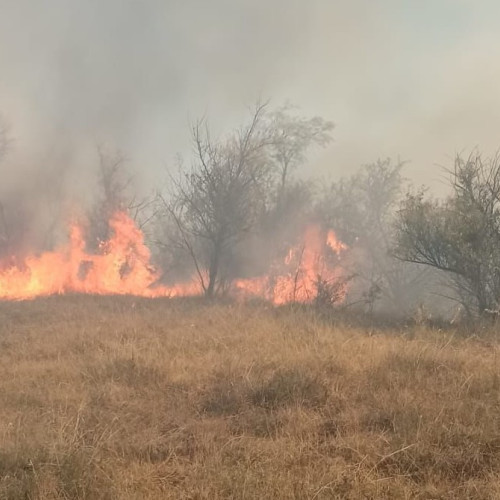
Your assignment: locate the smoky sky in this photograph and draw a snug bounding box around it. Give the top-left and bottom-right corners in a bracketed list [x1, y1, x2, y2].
[2, 0, 500, 195]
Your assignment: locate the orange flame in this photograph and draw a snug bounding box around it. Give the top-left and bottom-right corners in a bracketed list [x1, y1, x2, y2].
[234, 225, 348, 305]
[327, 229, 347, 254]
[0, 213, 347, 304]
[0, 212, 199, 300]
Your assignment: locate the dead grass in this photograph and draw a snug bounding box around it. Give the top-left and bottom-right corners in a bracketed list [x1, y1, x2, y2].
[1, 295, 500, 498]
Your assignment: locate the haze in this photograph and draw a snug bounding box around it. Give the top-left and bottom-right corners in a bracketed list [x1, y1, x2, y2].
[1, 0, 500, 193]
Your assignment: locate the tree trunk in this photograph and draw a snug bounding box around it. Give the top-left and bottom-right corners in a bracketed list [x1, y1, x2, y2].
[206, 240, 221, 298]
[276, 161, 290, 212]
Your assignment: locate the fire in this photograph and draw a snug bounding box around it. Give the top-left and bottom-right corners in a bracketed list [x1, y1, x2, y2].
[234, 224, 348, 305]
[0, 211, 199, 300]
[0, 212, 347, 304]
[327, 229, 347, 254]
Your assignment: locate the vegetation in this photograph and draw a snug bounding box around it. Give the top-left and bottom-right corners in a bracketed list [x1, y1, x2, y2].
[317, 158, 428, 314]
[395, 151, 500, 317]
[6, 98, 500, 319]
[5, 100, 500, 319]
[1, 296, 500, 498]
[156, 102, 333, 298]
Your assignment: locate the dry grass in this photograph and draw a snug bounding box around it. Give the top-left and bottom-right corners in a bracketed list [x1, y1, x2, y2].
[1, 296, 500, 498]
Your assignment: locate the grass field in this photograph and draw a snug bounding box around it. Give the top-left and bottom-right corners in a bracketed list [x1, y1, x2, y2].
[1, 296, 500, 499]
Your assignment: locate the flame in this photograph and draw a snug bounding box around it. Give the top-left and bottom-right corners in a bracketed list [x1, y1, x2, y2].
[0, 211, 200, 300]
[0, 212, 347, 304]
[327, 229, 347, 254]
[234, 225, 348, 305]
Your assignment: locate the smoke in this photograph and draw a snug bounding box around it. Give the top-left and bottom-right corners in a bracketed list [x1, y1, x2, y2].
[2, 1, 500, 194]
[0, 0, 314, 192]
[0, 0, 314, 248]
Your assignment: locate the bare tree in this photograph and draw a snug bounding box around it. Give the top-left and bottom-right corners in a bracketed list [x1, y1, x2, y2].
[160, 102, 274, 297]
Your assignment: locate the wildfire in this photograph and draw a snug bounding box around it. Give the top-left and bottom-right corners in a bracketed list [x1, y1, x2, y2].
[234, 224, 348, 305]
[327, 229, 347, 254]
[0, 212, 347, 304]
[0, 212, 199, 300]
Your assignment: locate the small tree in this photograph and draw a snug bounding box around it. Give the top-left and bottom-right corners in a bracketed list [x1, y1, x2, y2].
[161, 102, 274, 297]
[266, 104, 333, 205]
[317, 158, 427, 312]
[252, 106, 333, 275]
[88, 147, 151, 247]
[395, 151, 500, 316]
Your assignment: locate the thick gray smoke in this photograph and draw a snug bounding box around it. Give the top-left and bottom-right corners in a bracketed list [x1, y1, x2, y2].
[2, 1, 500, 196]
[0, 0, 314, 194]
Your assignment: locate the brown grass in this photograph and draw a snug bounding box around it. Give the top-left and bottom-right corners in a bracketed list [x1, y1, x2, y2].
[1, 295, 500, 498]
